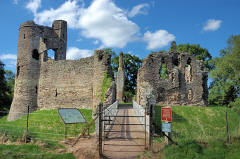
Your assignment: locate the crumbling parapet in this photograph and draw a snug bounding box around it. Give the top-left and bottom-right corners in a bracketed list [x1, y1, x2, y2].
[116, 52, 124, 102]
[136, 51, 208, 106]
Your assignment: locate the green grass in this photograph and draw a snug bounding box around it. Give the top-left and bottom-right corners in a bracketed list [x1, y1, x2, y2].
[153, 106, 240, 159]
[0, 144, 75, 159]
[0, 109, 94, 150]
[101, 72, 112, 103]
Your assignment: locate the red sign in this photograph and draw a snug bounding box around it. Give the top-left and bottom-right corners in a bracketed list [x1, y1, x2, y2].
[161, 107, 172, 122]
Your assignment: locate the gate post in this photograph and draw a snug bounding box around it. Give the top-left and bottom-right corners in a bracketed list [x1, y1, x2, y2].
[98, 102, 103, 157]
[149, 104, 153, 150]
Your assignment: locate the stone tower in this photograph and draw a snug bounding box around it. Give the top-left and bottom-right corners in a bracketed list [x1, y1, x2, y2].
[8, 20, 67, 121]
[116, 52, 124, 102]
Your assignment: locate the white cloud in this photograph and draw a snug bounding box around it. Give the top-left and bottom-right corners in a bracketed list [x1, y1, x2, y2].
[128, 3, 150, 17]
[66, 47, 93, 60]
[0, 54, 17, 67]
[34, 0, 82, 29]
[0, 54, 17, 60]
[143, 30, 175, 50]
[26, 0, 41, 15]
[32, 0, 139, 48]
[203, 19, 222, 31]
[78, 0, 139, 48]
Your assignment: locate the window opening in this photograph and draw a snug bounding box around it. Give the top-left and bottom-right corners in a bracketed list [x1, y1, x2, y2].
[160, 63, 168, 79]
[48, 49, 55, 60]
[187, 57, 191, 65]
[17, 65, 20, 78]
[32, 49, 39, 60]
[55, 89, 58, 97]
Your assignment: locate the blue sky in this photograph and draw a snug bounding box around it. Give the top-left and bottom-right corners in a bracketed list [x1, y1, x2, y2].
[0, 0, 239, 72]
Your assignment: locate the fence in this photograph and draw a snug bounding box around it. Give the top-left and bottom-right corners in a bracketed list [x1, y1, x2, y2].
[132, 100, 149, 133]
[151, 105, 240, 152]
[0, 108, 94, 145]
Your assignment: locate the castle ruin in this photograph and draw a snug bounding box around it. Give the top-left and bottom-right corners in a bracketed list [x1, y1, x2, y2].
[136, 52, 208, 106]
[116, 52, 124, 102]
[8, 20, 113, 121]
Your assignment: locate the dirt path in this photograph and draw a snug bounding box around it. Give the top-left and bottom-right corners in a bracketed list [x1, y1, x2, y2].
[102, 105, 146, 159]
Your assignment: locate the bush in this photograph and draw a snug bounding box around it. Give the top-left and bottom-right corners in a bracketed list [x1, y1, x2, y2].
[229, 98, 240, 114]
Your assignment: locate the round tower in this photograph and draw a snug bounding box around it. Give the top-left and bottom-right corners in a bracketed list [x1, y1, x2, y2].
[8, 21, 41, 121]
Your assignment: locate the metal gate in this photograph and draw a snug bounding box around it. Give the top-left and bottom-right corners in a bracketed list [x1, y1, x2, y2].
[98, 101, 150, 157]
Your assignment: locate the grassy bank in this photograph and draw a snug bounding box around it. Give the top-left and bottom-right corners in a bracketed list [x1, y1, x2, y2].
[0, 144, 75, 159]
[0, 109, 94, 158]
[153, 106, 240, 159]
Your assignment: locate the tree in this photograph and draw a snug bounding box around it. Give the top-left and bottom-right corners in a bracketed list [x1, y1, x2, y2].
[0, 61, 9, 111]
[5, 70, 15, 100]
[176, 43, 213, 70]
[105, 50, 142, 101]
[0, 61, 15, 113]
[209, 35, 240, 106]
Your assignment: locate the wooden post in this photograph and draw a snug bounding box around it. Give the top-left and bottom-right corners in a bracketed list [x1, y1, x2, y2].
[26, 105, 29, 134]
[144, 105, 147, 149]
[98, 102, 103, 157]
[149, 104, 153, 150]
[65, 125, 67, 142]
[225, 111, 230, 142]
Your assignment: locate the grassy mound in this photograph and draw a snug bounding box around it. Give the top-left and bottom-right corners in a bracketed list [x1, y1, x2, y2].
[153, 106, 240, 159]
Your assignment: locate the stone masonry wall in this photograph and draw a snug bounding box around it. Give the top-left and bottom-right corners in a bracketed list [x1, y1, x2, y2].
[38, 57, 94, 109]
[136, 52, 208, 106]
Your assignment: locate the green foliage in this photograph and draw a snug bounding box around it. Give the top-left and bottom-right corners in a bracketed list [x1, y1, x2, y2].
[153, 106, 240, 159]
[164, 139, 240, 159]
[209, 35, 240, 107]
[0, 61, 8, 107]
[0, 109, 94, 149]
[160, 63, 168, 79]
[0, 61, 14, 112]
[0, 144, 75, 159]
[101, 72, 112, 103]
[5, 70, 15, 95]
[103, 48, 116, 57]
[111, 52, 142, 99]
[176, 43, 213, 70]
[229, 98, 240, 114]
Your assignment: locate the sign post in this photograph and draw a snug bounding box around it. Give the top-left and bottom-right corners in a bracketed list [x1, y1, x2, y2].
[161, 107, 172, 145]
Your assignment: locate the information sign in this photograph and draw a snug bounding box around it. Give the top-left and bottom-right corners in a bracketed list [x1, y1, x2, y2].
[162, 122, 172, 133]
[58, 108, 86, 124]
[161, 107, 172, 122]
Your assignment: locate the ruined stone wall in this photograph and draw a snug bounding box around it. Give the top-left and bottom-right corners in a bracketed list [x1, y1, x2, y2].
[136, 52, 208, 106]
[8, 20, 114, 121]
[116, 52, 124, 102]
[38, 57, 94, 109]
